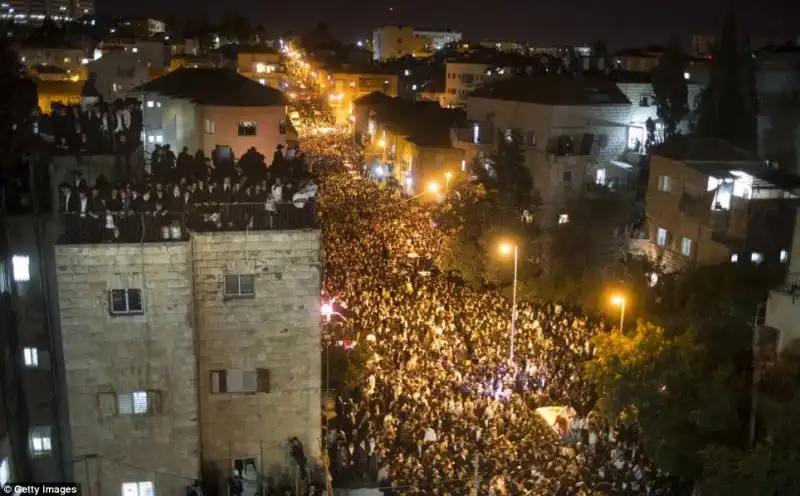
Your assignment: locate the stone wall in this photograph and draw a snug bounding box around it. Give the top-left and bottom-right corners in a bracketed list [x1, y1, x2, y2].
[54, 243, 199, 496]
[192, 230, 322, 479]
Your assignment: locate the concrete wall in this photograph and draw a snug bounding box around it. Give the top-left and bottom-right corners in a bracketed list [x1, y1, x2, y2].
[444, 62, 490, 108]
[54, 243, 200, 496]
[192, 230, 321, 477]
[200, 105, 288, 158]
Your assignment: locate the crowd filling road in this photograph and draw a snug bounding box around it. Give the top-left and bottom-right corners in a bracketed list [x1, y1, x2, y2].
[301, 132, 683, 495]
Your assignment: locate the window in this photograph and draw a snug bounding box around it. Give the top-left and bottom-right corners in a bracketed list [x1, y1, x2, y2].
[238, 121, 257, 136]
[29, 426, 51, 456]
[210, 369, 270, 394]
[12, 255, 30, 282]
[122, 481, 154, 496]
[563, 171, 573, 183]
[639, 96, 650, 107]
[525, 131, 536, 146]
[224, 274, 255, 298]
[596, 168, 607, 185]
[0, 457, 9, 485]
[258, 78, 266, 85]
[780, 249, 789, 263]
[148, 135, 155, 143]
[155, 135, 163, 144]
[255, 62, 267, 73]
[656, 228, 668, 248]
[680, 237, 693, 257]
[558, 214, 569, 225]
[23, 347, 38, 367]
[117, 391, 154, 415]
[279, 120, 287, 134]
[731, 253, 739, 263]
[657, 175, 674, 193]
[146, 101, 154, 108]
[204, 119, 215, 135]
[750, 252, 764, 264]
[156, 102, 161, 108]
[108, 289, 144, 316]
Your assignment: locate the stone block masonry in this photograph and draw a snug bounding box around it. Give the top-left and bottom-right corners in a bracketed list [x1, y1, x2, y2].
[53, 228, 322, 495]
[192, 230, 322, 476]
[54, 243, 199, 496]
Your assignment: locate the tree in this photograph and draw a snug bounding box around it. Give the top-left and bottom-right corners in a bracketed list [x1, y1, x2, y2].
[218, 11, 250, 43]
[587, 322, 743, 479]
[592, 40, 608, 56]
[651, 37, 689, 140]
[477, 129, 533, 208]
[694, 1, 759, 151]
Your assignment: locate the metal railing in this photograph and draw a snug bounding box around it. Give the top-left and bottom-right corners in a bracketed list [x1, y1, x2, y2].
[58, 201, 318, 244]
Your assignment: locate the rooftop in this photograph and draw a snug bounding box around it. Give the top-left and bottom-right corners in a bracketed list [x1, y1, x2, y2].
[651, 136, 758, 163]
[470, 76, 630, 106]
[138, 68, 286, 106]
[353, 91, 394, 106]
[36, 80, 83, 94]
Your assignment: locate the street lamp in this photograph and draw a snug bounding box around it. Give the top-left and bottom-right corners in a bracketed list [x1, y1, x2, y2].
[445, 171, 453, 191]
[611, 295, 626, 335]
[400, 181, 440, 202]
[498, 242, 519, 361]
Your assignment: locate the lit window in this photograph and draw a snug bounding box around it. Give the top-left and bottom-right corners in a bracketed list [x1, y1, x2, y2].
[780, 249, 789, 263]
[750, 252, 764, 264]
[146, 101, 154, 108]
[656, 228, 668, 248]
[657, 175, 674, 193]
[0, 458, 9, 486]
[156, 102, 161, 108]
[29, 426, 51, 456]
[122, 481, 154, 496]
[461, 159, 466, 172]
[731, 253, 739, 263]
[63, 57, 70, 63]
[204, 119, 215, 135]
[258, 78, 266, 85]
[132, 47, 138, 53]
[404, 69, 410, 76]
[596, 168, 606, 185]
[12, 255, 30, 282]
[472, 124, 480, 143]
[680, 237, 693, 257]
[117, 391, 152, 415]
[155, 135, 163, 144]
[684, 72, 690, 80]
[255, 62, 267, 73]
[147, 135, 155, 143]
[23, 347, 38, 367]
[108, 289, 144, 316]
[558, 214, 569, 225]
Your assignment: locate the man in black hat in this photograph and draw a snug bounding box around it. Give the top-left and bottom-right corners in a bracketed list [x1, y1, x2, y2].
[272, 144, 284, 168]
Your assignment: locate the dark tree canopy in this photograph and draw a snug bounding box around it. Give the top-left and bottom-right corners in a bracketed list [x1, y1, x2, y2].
[651, 38, 689, 140]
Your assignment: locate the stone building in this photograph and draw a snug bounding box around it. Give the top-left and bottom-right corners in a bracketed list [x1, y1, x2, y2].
[53, 225, 321, 495]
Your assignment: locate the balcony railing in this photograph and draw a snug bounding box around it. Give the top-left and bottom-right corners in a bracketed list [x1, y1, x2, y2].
[59, 202, 318, 244]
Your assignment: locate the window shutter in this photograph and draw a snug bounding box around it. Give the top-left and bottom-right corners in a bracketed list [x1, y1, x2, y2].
[117, 393, 133, 414]
[128, 289, 143, 312]
[211, 370, 227, 393]
[224, 276, 238, 296]
[227, 370, 244, 392]
[132, 391, 149, 414]
[242, 370, 258, 392]
[147, 390, 161, 414]
[257, 368, 270, 393]
[109, 290, 127, 314]
[239, 275, 255, 296]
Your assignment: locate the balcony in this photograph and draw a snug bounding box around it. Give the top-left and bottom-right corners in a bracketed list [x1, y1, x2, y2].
[58, 202, 318, 244]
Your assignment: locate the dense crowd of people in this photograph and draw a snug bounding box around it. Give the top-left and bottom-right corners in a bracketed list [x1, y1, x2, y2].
[313, 141, 683, 494]
[58, 143, 317, 243]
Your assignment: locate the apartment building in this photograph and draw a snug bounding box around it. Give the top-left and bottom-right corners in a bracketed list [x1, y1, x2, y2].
[641, 136, 798, 271]
[97, 39, 168, 69]
[18, 46, 88, 77]
[613, 72, 704, 151]
[363, 98, 465, 192]
[372, 25, 415, 61]
[234, 46, 287, 90]
[140, 68, 289, 160]
[763, 209, 800, 351]
[326, 67, 398, 125]
[0, 0, 92, 22]
[87, 50, 150, 102]
[413, 29, 462, 54]
[463, 76, 635, 225]
[444, 60, 490, 108]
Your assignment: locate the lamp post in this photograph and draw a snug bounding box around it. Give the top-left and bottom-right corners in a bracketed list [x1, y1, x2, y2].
[401, 181, 439, 202]
[498, 242, 519, 361]
[611, 295, 626, 335]
[445, 171, 453, 192]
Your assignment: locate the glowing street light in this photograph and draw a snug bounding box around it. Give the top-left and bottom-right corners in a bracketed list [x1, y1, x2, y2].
[321, 302, 334, 320]
[445, 171, 453, 191]
[498, 242, 519, 361]
[378, 139, 386, 148]
[427, 181, 440, 194]
[611, 295, 626, 335]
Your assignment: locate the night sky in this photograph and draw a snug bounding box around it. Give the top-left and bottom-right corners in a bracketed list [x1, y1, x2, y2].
[102, 0, 799, 48]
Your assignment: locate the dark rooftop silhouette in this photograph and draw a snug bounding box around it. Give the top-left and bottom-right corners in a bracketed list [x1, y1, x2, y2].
[138, 68, 286, 107]
[470, 75, 630, 106]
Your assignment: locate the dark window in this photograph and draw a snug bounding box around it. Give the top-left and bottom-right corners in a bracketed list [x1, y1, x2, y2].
[237, 121, 257, 136]
[224, 274, 255, 298]
[563, 171, 573, 182]
[639, 96, 650, 107]
[108, 289, 144, 316]
[210, 369, 270, 394]
[279, 120, 287, 134]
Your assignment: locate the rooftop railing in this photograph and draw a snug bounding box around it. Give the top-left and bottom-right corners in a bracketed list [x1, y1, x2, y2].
[58, 201, 318, 244]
